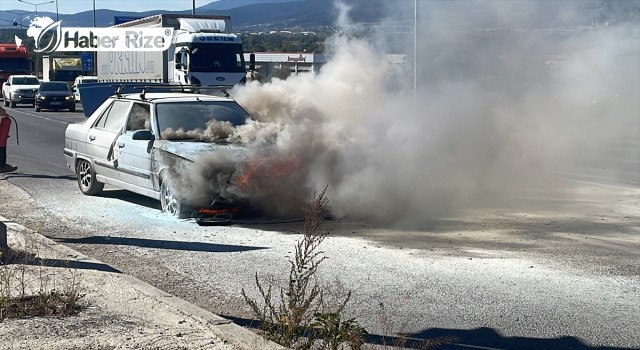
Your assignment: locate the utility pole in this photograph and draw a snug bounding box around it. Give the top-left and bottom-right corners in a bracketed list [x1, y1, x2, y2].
[414, 0, 418, 98]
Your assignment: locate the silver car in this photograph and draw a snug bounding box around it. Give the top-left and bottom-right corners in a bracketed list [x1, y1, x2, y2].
[64, 91, 251, 218]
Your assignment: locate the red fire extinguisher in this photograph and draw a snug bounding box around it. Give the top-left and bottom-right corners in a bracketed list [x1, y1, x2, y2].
[0, 115, 18, 148]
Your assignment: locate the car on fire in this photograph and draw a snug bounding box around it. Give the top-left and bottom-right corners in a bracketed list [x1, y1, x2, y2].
[63, 88, 251, 218]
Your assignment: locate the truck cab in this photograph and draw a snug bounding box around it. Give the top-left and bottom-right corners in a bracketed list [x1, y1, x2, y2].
[0, 44, 31, 89]
[173, 31, 246, 86]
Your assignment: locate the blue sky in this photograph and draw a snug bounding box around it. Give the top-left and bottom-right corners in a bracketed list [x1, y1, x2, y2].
[1, 0, 215, 16]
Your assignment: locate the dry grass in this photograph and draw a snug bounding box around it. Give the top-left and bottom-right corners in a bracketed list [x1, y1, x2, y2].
[1, 232, 84, 321]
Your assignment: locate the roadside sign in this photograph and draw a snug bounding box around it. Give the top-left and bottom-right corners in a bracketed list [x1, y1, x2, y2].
[114, 16, 143, 25]
[80, 53, 93, 72]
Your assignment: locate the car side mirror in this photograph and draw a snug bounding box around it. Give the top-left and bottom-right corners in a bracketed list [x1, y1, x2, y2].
[132, 130, 155, 141]
[5, 83, 10, 86]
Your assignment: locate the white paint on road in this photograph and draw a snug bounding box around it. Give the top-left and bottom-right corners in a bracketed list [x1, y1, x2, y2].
[4, 106, 85, 125]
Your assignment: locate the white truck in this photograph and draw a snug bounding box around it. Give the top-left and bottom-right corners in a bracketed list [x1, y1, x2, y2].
[96, 14, 253, 86]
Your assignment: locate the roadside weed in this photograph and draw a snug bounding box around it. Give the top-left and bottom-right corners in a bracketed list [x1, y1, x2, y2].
[242, 187, 368, 349]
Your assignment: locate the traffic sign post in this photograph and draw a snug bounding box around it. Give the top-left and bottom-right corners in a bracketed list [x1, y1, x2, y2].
[80, 53, 93, 74]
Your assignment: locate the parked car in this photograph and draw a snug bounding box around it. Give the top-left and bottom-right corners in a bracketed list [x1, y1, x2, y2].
[2, 75, 40, 107]
[35, 81, 76, 112]
[72, 75, 99, 102]
[64, 90, 252, 218]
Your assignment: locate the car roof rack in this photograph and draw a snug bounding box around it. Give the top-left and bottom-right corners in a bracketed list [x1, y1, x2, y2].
[133, 84, 233, 100]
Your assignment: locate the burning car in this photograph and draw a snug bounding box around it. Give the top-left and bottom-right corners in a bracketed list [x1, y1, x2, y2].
[63, 88, 252, 218]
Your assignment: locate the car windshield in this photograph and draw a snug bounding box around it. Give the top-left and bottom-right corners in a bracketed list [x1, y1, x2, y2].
[156, 100, 250, 142]
[40, 83, 70, 91]
[12, 77, 40, 85]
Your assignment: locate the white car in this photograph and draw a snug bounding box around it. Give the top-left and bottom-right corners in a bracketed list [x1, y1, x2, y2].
[71, 75, 99, 102]
[64, 89, 252, 218]
[2, 75, 40, 107]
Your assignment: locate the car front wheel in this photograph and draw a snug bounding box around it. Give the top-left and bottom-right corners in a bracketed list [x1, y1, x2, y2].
[76, 159, 104, 195]
[160, 181, 188, 218]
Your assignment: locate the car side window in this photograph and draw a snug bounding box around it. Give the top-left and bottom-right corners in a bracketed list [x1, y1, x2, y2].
[95, 100, 130, 132]
[126, 103, 151, 132]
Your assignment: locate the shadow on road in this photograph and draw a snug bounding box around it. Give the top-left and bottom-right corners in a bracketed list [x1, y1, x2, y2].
[219, 314, 637, 350]
[405, 327, 639, 350]
[98, 189, 161, 210]
[2, 249, 120, 273]
[0, 173, 76, 181]
[53, 235, 267, 253]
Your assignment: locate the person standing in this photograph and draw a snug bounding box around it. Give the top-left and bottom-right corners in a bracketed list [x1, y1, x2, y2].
[0, 106, 17, 173]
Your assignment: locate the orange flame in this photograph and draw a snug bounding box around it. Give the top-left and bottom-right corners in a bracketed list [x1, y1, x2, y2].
[237, 155, 301, 190]
[198, 208, 238, 216]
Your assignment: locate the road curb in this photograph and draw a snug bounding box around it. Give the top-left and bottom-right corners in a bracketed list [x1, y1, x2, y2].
[0, 215, 288, 350]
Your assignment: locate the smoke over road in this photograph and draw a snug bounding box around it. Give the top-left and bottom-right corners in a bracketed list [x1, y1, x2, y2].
[195, 0, 640, 225]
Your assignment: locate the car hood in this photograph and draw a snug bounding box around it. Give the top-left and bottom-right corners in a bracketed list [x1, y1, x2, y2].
[156, 141, 247, 162]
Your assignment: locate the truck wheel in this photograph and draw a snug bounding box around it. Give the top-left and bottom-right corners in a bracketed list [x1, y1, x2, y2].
[76, 159, 104, 195]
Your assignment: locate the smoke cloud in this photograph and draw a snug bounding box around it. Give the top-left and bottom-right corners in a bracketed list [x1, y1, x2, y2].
[187, 0, 639, 226]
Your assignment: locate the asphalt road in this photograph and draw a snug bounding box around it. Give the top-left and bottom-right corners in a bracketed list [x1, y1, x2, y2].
[1, 102, 639, 350]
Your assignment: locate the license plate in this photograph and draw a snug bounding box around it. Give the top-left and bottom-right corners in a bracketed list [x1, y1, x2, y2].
[50, 102, 61, 105]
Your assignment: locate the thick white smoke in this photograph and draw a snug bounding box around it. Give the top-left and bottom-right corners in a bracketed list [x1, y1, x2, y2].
[188, 0, 639, 225]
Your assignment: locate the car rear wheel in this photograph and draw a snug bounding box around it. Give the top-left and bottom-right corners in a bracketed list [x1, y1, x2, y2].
[35, 105, 41, 112]
[76, 159, 104, 195]
[160, 181, 188, 218]
[69, 105, 76, 112]
[10, 100, 16, 108]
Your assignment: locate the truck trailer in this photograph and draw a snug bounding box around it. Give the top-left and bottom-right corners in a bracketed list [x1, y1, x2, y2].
[96, 14, 249, 86]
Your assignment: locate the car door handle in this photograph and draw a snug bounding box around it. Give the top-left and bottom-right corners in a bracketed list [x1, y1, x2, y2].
[117, 142, 125, 148]
[89, 135, 96, 141]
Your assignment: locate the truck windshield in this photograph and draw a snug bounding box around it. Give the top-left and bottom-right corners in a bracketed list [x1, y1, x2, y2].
[156, 100, 250, 141]
[12, 77, 40, 85]
[0, 58, 30, 73]
[189, 44, 245, 73]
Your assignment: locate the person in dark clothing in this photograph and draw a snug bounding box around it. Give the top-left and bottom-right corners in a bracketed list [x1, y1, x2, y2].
[0, 106, 17, 173]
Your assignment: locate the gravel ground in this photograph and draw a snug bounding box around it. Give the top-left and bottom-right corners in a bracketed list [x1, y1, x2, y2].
[1, 176, 639, 349]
